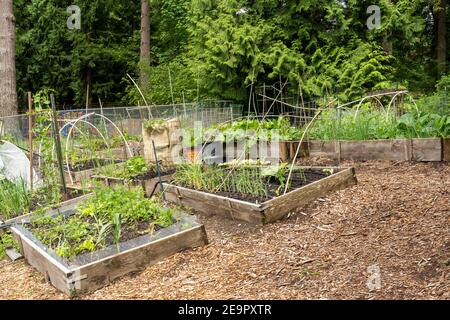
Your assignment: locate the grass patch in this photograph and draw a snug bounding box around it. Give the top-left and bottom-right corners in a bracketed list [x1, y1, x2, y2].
[0, 178, 30, 221]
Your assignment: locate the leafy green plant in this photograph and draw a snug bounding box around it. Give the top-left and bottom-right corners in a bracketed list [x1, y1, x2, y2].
[396, 111, 450, 139]
[182, 117, 304, 153]
[0, 233, 18, 260]
[111, 132, 142, 147]
[212, 117, 302, 143]
[92, 214, 112, 247]
[261, 164, 291, 196]
[75, 132, 142, 151]
[121, 156, 149, 178]
[309, 105, 449, 141]
[155, 208, 175, 228]
[97, 156, 151, 180]
[143, 119, 166, 131]
[29, 185, 175, 259]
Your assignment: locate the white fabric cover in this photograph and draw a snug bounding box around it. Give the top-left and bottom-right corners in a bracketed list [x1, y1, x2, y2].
[0, 140, 42, 189]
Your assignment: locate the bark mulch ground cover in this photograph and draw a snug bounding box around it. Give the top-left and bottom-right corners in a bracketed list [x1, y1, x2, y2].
[0, 161, 448, 300]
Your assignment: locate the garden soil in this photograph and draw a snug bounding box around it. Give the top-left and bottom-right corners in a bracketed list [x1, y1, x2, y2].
[0, 161, 448, 299]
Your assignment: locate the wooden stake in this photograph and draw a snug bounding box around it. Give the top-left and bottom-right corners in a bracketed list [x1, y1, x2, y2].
[152, 139, 165, 201]
[28, 92, 33, 190]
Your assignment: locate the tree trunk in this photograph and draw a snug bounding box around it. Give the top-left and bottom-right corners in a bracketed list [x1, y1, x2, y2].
[0, 0, 18, 119]
[436, 0, 447, 75]
[383, 0, 393, 55]
[383, 33, 393, 55]
[85, 67, 92, 109]
[140, 0, 151, 88]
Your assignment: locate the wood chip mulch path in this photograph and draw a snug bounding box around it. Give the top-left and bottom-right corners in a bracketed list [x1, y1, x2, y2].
[0, 161, 448, 300]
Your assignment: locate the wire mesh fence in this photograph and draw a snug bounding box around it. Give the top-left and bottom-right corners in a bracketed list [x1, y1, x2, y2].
[0, 101, 244, 151]
[0, 100, 245, 213]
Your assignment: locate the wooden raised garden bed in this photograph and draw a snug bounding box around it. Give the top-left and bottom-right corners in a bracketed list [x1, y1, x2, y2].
[64, 159, 123, 185]
[91, 173, 173, 197]
[279, 141, 310, 161]
[96, 142, 144, 161]
[95, 147, 132, 161]
[10, 197, 208, 296]
[162, 166, 357, 225]
[193, 140, 310, 164]
[444, 138, 450, 161]
[309, 138, 444, 162]
[0, 188, 87, 231]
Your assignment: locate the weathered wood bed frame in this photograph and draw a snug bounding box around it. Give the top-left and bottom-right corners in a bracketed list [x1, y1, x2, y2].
[162, 166, 357, 225]
[10, 198, 208, 296]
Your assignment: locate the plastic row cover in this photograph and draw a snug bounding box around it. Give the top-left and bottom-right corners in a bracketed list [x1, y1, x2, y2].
[0, 140, 42, 189]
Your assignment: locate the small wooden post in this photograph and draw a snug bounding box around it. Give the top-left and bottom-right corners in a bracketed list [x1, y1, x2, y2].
[152, 139, 165, 201]
[28, 92, 34, 190]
